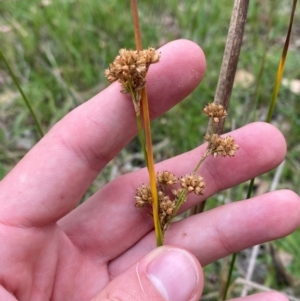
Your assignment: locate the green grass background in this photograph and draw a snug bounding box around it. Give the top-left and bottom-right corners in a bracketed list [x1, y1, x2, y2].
[1, 0, 300, 299]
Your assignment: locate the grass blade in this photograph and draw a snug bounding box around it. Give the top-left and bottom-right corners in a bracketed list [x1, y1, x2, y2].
[0, 50, 44, 138]
[266, 0, 297, 123]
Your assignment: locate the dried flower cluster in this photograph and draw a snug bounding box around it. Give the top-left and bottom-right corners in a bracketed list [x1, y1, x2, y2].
[202, 102, 239, 157]
[180, 174, 205, 195]
[134, 184, 152, 210]
[204, 133, 239, 157]
[134, 102, 239, 236]
[135, 170, 205, 232]
[203, 103, 227, 123]
[157, 170, 178, 185]
[104, 47, 160, 94]
[105, 42, 240, 244]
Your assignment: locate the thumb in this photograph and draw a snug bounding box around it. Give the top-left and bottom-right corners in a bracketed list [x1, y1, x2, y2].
[92, 246, 203, 301]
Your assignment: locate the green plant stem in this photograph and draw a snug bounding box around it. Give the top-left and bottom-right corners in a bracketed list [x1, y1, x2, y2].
[172, 150, 210, 218]
[136, 112, 148, 168]
[0, 50, 44, 138]
[173, 126, 213, 218]
[246, 178, 255, 199]
[222, 252, 236, 300]
[193, 150, 210, 173]
[221, 179, 254, 300]
[266, 0, 297, 123]
[173, 189, 188, 217]
[129, 89, 148, 168]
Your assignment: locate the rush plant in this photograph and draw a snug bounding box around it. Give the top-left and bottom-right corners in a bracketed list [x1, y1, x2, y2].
[104, 28, 239, 245]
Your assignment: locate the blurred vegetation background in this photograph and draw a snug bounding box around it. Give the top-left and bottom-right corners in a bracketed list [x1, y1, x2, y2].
[0, 0, 299, 299]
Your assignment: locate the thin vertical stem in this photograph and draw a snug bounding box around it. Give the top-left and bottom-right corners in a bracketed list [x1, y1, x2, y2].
[222, 1, 297, 299]
[213, 0, 249, 134]
[188, 0, 249, 297]
[141, 89, 163, 246]
[131, 0, 163, 246]
[136, 112, 148, 168]
[266, 0, 297, 123]
[131, 0, 142, 50]
[193, 151, 210, 173]
[0, 50, 44, 139]
[222, 252, 236, 300]
[189, 0, 250, 217]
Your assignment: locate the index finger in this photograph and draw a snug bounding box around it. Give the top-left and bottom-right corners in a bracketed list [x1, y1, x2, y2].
[0, 39, 206, 227]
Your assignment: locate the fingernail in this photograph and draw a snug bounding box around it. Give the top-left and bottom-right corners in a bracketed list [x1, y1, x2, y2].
[146, 249, 198, 301]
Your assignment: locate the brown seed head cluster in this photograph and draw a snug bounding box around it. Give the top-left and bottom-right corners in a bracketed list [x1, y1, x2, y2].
[104, 47, 160, 93]
[135, 170, 205, 232]
[203, 103, 227, 123]
[133, 101, 240, 239]
[205, 134, 239, 157]
[158, 191, 175, 224]
[180, 174, 206, 195]
[134, 184, 152, 210]
[157, 170, 178, 185]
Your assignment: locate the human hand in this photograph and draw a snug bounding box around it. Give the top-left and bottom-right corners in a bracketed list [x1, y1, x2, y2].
[0, 40, 299, 301]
